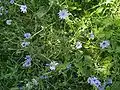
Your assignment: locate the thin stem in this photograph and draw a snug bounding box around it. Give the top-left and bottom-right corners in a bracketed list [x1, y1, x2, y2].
[14, 3, 21, 6]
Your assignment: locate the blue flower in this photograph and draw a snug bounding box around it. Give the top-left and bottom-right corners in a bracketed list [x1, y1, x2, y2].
[24, 33, 31, 39]
[10, 0, 14, 4]
[21, 41, 30, 47]
[100, 40, 110, 49]
[23, 55, 32, 67]
[87, 77, 101, 88]
[58, 9, 69, 19]
[25, 55, 32, 61]
[20, 5, 27, 13]
[23, 60, 31, 67]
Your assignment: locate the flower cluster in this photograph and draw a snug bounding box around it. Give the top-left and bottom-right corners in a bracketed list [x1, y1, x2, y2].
[21, 33, 31, 47]
[9, 0, 27, 13]
[5, 1, 112, 88]
[87, 77, 101, 88]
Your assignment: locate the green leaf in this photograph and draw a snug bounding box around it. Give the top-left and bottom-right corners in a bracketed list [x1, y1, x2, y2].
[96, 7, 104, 14]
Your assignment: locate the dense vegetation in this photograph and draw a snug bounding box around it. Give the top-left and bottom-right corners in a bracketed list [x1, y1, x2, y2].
[0, 0, 120, 90]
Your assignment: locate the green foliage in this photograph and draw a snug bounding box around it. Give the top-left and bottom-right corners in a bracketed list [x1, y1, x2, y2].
[0, 0, 120, 90]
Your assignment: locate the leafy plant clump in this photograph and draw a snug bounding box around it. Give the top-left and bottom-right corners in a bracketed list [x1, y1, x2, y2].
[0, 0, 120, 90]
